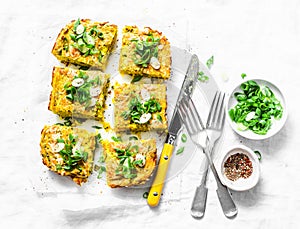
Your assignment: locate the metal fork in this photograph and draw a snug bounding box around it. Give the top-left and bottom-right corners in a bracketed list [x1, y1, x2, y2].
[178, 92, 238, 218]
[190, 91, 227, 218]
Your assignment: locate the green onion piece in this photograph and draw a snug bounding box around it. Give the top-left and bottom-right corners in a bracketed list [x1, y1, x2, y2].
[112, 136, 122, 142]
[157, 114, 163, 123]
[143, 192, 149, 199]
[254, 150, 262, 160]
[129, 136, 139, 141]
[92, 125, 102, 129]
[198, 71, 209, 83]
[176, 147, 185, 155]
[131, 75, 143, 83]
[206, 56, 214, 69]
[98, 155, 105, 163]
[97, 165, 106, 179]
[73, 18, 80, 31]
[57, 139, 65, 143]
[63, 117, 72, 126]
[181, 134, 187, 143]
[241, 73, 247, 79]
[96, 133, 102, 142]
[228, 80, 283, 135]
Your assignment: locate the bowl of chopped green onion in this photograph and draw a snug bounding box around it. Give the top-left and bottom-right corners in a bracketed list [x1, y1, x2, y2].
[226, 79, 287, 140]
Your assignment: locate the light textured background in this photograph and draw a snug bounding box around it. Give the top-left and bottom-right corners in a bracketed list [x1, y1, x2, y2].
[1, 0, 300, 228]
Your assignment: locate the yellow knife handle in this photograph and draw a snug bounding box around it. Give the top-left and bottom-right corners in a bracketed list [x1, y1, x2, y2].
[147, 143, 174, 207]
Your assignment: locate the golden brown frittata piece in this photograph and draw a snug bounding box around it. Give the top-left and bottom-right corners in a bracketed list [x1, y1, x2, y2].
[119, 25, 171, 79]
[48, 66, 109, 121]
[40, 125, 96, 185]
[113, 83, 168, 132]
[102, 139, 157, 188]
[52, 19, 117, 70]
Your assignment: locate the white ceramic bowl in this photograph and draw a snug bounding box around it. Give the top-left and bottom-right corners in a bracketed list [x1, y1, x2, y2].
[219, 145, 260, 191]
[226, 79, 288, 140]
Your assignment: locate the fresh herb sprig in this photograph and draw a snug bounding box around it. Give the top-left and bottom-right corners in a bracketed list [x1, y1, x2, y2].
[229, 80, 283, 135]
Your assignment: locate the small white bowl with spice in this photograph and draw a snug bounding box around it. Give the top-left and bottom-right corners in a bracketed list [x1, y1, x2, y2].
[219, 145, 260, 191]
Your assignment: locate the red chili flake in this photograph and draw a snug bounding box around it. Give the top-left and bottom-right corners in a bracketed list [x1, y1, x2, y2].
[224, 153, 253, 181]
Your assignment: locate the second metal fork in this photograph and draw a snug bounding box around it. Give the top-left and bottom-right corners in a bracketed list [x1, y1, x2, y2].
[178, 92, 238, 218]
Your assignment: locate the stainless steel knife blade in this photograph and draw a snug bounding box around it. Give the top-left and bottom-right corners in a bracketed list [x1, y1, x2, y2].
[147, 54, 199, 207]
[167, 54, 200, 139]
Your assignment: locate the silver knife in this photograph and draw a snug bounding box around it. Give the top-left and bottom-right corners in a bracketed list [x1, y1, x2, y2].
[147, 54, 199, 207]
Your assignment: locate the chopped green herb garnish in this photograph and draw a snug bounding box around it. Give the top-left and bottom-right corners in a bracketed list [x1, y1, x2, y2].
[198, 71, 209, 83]
[79, 66, 90, 71]
[241, 73, 247, 79]
[56, 134, 88, 171]
[206, 56, 214, 69]
[97, 165, 106, 179]
[57, 139, 65, 143]
[112, 136, 122, 142]
[129, 135, 139, 141]
[92, 125, 102, 129]
[176, 146, 185, 155]
[121, 95, 162, 124]
[181, 134, 187, 143]
[98, 154, 106, 163]
[143, 192, 149, 199]
[132, 34, 160, 68]
[254, 150, 262, 160]
[64, 71, 100, 108]
[70, 19, 102, 59]
[96, 133, 102, 142]
[56, 117, 73, 127]
[229, 80, 283, 135]
[157, 114, 163, 123]
[113, 144, 145, 179]
[131, 75, 143, 83]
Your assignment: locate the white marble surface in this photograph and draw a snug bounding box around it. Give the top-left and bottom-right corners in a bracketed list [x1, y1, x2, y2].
[1, 0, 300, 228]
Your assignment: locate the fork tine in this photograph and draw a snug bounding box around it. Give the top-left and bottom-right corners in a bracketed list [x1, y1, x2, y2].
[206, 91, 219, 128]
[186, 98, 205, 131]
[207, 91, 225, 129]
[217, 92, 226, 130]
[179, 105, 193, 136]
[179, 96, 198, 134]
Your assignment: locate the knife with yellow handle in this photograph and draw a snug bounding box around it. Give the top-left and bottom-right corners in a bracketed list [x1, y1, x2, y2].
[147, 54, 200, 207]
